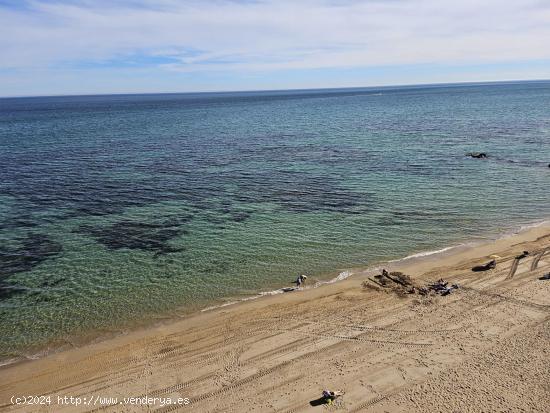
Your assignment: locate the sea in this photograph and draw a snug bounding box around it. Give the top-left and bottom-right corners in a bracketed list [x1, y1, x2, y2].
[1, 81, 549, 362]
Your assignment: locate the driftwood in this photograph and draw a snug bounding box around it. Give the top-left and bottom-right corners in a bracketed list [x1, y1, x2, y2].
[384, 271, 413, 287]
[364, 271, 458, 297]
[369, 276, 389, 288]
[365, 271, 417, 296]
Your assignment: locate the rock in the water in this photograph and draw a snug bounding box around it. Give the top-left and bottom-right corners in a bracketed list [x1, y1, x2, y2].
[467, 152, 487, 159]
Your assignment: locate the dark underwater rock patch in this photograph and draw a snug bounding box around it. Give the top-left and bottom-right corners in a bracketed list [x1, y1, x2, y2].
[0, 283, 27, 301]
[231, 171, 369, 214]
[1, 136, 372, 235]
[0, 233, 63, 279]
[1, 134, 374, 232]
[0, 214, 40, 231]
[40, 278, 64, 288]
[467, 152, 488, 159]
[271, 187, 363, 213]
[231, 211, 252, 222]
[77, 220, 185, 255]
[0, 233, 62, 301]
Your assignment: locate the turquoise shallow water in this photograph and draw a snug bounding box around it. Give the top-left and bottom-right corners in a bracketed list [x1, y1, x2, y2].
[1, 82, 549, 359]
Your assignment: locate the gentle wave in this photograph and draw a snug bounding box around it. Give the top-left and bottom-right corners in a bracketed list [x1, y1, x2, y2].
[494, 218, 550, 239]
[0, 349, 50, 368]
[0, 357, 22, 368]
[314, 270, 353, 285]
[386, 218, 550, 266]
[387, 245, 465, 263]
[517, 219, 550, 231]
[201, 270, 354, 313]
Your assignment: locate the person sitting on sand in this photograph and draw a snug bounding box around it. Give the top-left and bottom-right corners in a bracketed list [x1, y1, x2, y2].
[322, 390, 343, 404]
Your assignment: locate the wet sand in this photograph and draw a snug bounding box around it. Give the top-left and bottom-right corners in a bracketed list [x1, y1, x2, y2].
[1, 224, 549, 412]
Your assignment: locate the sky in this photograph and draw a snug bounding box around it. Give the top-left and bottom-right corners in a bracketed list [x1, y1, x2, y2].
[1, 0, 550, 97]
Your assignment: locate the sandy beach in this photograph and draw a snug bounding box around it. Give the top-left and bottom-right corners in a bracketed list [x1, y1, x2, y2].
[1, 224, 549, 413]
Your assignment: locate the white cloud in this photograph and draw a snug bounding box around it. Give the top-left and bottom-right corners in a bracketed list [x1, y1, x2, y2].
[2, 0, 550, 73]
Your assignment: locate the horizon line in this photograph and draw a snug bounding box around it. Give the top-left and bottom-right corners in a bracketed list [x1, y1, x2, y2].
[1, 78, 549, 100]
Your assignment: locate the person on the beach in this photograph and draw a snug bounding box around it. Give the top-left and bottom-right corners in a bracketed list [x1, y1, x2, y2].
[322, 390, 343, 404]
[296, 274, 307, 287]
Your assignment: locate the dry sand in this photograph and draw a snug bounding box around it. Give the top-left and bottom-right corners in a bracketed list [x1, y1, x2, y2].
[1, 224, 549, 413]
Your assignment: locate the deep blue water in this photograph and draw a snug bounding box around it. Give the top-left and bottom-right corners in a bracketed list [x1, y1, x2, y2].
[1, 81, 549, 359]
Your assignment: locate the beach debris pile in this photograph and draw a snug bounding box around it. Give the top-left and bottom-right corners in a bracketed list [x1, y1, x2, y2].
[364, 269, 459, 297]
[425, 279, 459, 296]
[373, 270, 414, 289]
[471, 259, 496, 272]
[515, 250, 529, 260]
[364, 270, 418, 296]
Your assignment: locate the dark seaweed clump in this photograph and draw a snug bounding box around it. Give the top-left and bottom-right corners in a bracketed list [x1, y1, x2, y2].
[0, 284, 27, 301]
[0, 233, 62, 300]
[77, 221, 185, 255]
[232, 171, 369, 214]
[231, 211, 252, 222]
[0, 233, 62, 278]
